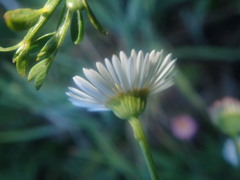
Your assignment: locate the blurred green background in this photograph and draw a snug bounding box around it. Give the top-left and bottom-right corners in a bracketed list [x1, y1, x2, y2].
[0, 0, 240, 179]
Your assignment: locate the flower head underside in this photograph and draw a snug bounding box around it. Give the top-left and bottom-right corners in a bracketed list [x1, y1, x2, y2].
[67, 49, 176, 119]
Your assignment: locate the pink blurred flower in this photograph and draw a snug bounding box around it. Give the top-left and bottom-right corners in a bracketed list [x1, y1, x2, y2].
[171, 114, 198, 141]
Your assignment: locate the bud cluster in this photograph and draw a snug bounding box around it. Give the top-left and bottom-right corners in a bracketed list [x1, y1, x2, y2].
[0, 0, 107, 89]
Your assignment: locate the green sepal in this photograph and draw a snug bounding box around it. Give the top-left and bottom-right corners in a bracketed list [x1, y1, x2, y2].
[13, 43, 30, 76]
[71, 10, 84, 45]
[30, 32, 56, 53]
[28, 58, 53, 90]
[36, 36, 58, 61]
[4, 8, 43, 31]
[107, 91, 148, 119]
[82, 0, 108, 35]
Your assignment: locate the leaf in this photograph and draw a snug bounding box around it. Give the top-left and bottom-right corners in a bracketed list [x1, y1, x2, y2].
[13, 43, 30, 76]
[34, 66, 49, 90]
[28, 58, 52, 90]
[36, 36, 58, 61]
[28, 59, 49, 81]
[30, 32, 56, 53]
[16, 57, 28, 76]
[57, 5, 67, 29]
[71, 10, 84, 45]
[82, 0, 108, 35]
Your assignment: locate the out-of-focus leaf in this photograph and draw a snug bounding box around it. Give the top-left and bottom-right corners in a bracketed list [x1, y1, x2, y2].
[82, 0, 108, 35]
[71, 10, 84, 45]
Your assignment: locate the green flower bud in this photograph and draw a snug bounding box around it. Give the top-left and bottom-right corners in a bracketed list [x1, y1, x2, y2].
[66, 0, 84, 11]
[209, 97, 240, 136]
[107, 91, 148, 120]
[4, 8, 44, 31]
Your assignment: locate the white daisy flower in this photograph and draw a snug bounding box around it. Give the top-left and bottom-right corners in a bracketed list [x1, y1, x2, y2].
[66, 49, 176, 119]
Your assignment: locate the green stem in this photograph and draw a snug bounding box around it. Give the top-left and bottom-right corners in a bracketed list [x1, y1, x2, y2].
[231, 134, 240, 167]
[129, 117, 160, 180]
[0, 0, 61, 52]
[23, 0, 61, 43]
[56, 9, 73, 47]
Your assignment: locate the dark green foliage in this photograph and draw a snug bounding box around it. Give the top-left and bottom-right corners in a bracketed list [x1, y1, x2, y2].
[0, 0, 240, 180]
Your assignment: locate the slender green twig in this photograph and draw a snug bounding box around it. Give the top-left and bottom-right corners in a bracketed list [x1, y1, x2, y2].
[0, 0, 61, 52]
[23, 0, 61, 42]
[129, 117, 160, 180]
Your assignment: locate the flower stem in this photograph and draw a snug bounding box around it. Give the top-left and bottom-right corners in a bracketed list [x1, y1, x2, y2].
[231, 134, 240, 167]
[129, 117, 160, 180]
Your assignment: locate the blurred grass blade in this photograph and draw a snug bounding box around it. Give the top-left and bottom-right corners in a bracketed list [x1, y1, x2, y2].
[175, 46, 240, 61]
[82, 0, 108, 35]
[71, 10, 84, 45]
[0, 126, 62, 143]
[78, 120, 139, 179]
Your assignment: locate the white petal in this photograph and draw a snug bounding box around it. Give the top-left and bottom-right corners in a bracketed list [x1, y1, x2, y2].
[138, 53, 151, 89]
[154, 59, 176, 84]
[68, 87, 94, 100]
[124, 56, 133, 90]
[112, 55, 128, 91]
[149, 50, 156, 60]
[136, 51, 146, 89]
[130, 49, 137, 59]
[67, 94, 99, 107]
[83, 68, 115, 96]
[88, 107, 110, 111]
[150, 79, 174, 95]
[96, 62, 115, 86]
[73, 76, 107, 102]
[104, 58, 121, 86]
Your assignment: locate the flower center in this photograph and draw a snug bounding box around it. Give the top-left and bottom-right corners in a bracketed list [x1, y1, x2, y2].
[106, 90, 148, 119]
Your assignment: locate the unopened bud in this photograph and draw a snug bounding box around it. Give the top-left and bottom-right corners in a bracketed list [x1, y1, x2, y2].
[4, 8, 44, 31]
